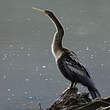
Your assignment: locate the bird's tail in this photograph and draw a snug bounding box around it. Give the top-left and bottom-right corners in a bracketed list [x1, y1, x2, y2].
[88, 88, 101, 99]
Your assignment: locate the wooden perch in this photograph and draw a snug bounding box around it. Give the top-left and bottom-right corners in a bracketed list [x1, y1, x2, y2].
[46, 88, 110, 110]
[31, 88, 110, 110]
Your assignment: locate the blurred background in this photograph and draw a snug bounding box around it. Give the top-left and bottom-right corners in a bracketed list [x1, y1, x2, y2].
[0, 0, 110, 109]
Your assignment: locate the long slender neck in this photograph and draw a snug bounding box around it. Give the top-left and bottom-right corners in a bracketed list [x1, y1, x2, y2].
[47, 13, 64, 58]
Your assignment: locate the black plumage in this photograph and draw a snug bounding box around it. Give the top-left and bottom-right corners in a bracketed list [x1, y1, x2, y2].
[57, 50, 101, 99]
[32, 7, 101, 99]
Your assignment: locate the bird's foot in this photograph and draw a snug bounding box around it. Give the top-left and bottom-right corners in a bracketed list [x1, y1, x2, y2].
[62, 83, 77, 94]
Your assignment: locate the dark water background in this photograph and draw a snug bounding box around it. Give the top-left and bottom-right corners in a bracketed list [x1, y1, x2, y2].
[0, 0, 110, 109]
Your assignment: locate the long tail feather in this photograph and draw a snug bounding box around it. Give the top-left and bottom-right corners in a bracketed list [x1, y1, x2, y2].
[88, 88, 101, 99]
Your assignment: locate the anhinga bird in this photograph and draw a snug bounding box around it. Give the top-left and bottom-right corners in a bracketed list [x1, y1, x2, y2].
[32, 7, 101, 99]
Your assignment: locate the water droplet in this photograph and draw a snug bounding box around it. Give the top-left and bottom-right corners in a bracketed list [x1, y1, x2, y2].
[9, 44, 13, 48]
[11, 93, 15, 97]
[86, 46, 89, 51]
[8, 89, 11, 92]
[27, 53, 31, 56]
[40, 73, 42, 76]
[90, 54, 94, 59]
[2, 53, 8, 60]
[42, 65, 46, 69]
[45, 78, 48, 81]
[76, 51, 80, 53]
[28, 96, 33, 99]
[3, 75, 7, 79]
[104, 41, 107, 43]
[24, 91, 28, 95]
[101, 64, 104, 68]
[8, 98, 11, 101]
[25, 78, 30, 82]
[56, 93, 58, 96]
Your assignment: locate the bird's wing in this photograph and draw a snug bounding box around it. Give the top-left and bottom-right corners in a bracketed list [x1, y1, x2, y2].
[63, 51, 91, 78]
[57, 51, 96, 88]
[57, 51, 100, 99]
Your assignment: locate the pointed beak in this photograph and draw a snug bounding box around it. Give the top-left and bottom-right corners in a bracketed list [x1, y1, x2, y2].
[32, 7, 46, 14]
